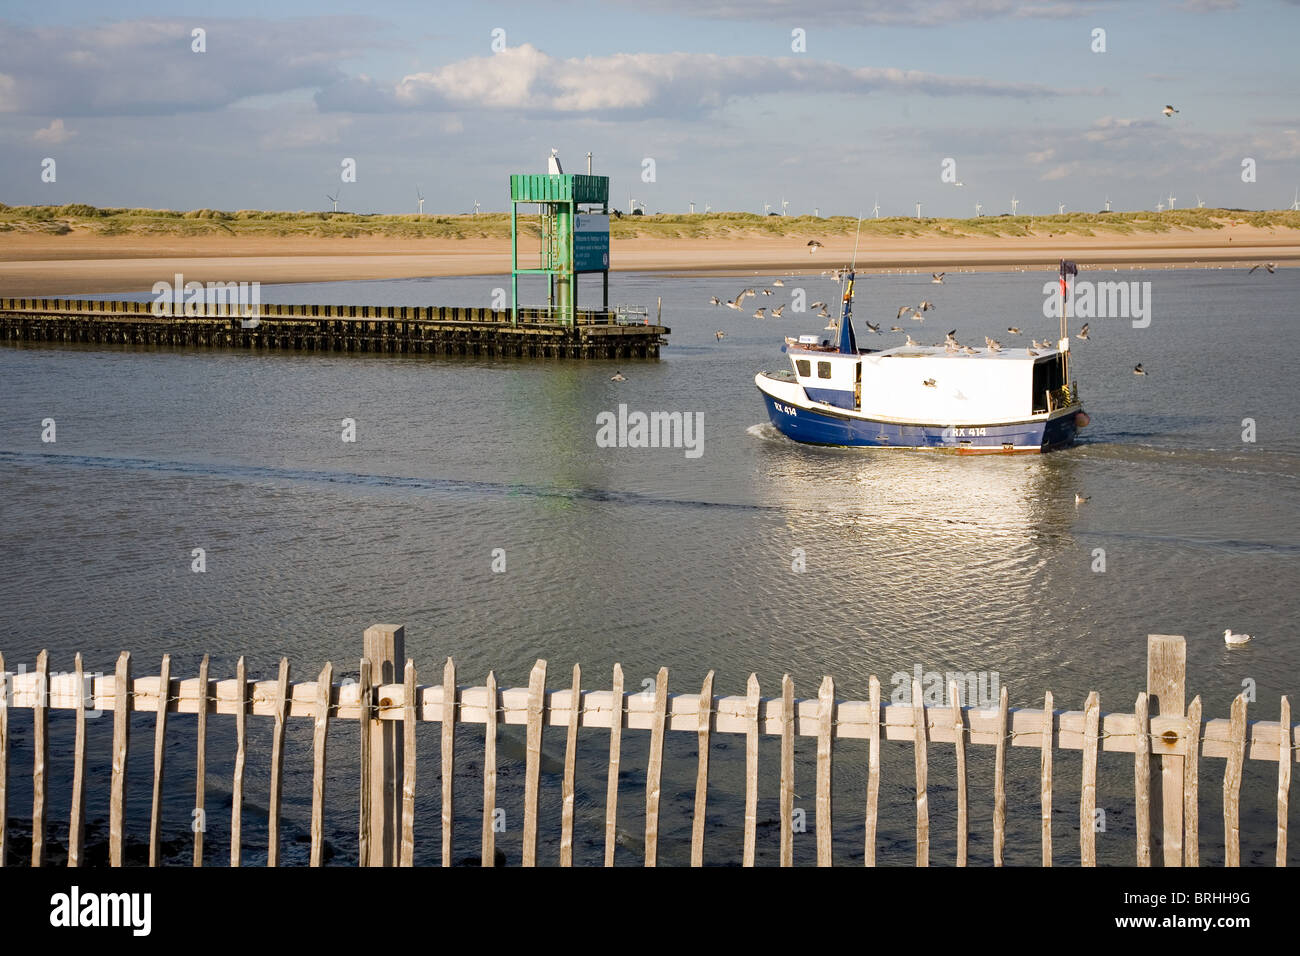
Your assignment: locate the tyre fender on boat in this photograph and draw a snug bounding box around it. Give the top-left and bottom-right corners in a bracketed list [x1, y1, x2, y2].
[1075, 411, 1091, 428]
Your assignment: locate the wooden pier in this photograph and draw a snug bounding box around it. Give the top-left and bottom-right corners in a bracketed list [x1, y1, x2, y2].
[0, 297, 668, 360]
[0, 632, 1293, 867]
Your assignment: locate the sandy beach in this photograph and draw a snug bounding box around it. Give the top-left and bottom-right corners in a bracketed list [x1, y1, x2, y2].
[1, 225, 1296, 296]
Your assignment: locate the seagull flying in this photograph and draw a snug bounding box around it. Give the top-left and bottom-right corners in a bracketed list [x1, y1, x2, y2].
[772, 305, 785, 317]
[1076, 323, 1090, 341]
[922, 378, 937, 387]
[807, 240, 823, 253]
[1006, 326, 1022, 335]
[1162, 104, 1179, 117]
[865, 320, 881, 333]
[714, 330, 726, 341]
[1248, 262, 1276, 274]
[709, 296, 721, 306]
[897, 305, 912, 319]
[931, 272, 945, 283]
[753, 308, 766, 319]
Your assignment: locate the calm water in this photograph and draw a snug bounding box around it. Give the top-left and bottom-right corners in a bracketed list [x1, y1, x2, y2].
[1, 268, 1296, 865]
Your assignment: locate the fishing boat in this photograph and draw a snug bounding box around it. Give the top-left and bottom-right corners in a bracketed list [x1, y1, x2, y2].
[755, 262, 1088, 453]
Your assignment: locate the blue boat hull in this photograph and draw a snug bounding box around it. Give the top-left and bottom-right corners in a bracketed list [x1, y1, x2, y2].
[759, 387, 1079, 453]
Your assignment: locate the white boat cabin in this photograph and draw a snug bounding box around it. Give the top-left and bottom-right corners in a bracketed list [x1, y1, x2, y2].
[786, 344, 1071, 424]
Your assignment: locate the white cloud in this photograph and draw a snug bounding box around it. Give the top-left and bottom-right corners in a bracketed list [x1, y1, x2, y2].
[602, 0, 1120, 27]
[33, 117, 74, 143]
[0, 17, 389, 116]
[321, 43, 1097, 117]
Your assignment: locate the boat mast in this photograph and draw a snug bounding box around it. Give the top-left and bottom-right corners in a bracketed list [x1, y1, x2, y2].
[1058, 258, 1077, 386]
[835, 216, 865, 355]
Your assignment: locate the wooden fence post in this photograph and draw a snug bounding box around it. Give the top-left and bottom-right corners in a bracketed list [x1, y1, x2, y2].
[364, 624, 405, 867]
[1147, 634, 1187, 867]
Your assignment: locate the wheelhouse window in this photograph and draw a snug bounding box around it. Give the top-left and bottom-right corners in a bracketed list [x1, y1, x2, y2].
[795, 359, 811, 377]
[1031, 355, 1065, 413]
[817, 361, 832, 379]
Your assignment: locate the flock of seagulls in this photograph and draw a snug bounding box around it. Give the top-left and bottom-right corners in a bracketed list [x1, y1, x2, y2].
[704, 269, 1153, 375]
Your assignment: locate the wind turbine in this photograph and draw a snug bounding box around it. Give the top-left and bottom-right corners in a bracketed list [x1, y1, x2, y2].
[1104, 195, 1112, 212]
[915, 201, 923, 219]
[975, 201, 983, 216]
[473, 200, 481, 216]
[763, 201, 773, 215]
[813, 207, 820, 218]
[781, 197, 790, 216]
[326, 190, 340, 213]
[1058, 202, 1066, 215]
[1196, 194, 1205, 209]
[704, 203, 712, 213]
[1167, 192, 1176, 211]
[629, 197, 638, 215]
[1156, 199, 1165, 213]
[688, 201, 696, 214]
[1010, 195, 1019, 216]
[1291, 188, 1299, 211]
[872, 196, 881, 218]
[416, 186, 424, 217]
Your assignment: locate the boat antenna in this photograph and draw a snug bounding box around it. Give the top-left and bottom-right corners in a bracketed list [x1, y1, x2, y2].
[850, 213, 865, 270]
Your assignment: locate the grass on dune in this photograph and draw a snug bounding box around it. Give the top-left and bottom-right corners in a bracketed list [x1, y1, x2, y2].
[0, 202, 1297, 240]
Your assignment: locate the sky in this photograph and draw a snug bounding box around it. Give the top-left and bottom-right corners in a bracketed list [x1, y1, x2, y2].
[3, 0, 1299, 217]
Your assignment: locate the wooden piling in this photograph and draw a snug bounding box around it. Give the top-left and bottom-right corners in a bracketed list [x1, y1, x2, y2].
[1148, 635, 1187, 866]
[148, 653, 171, 867]
[31, 651, 47, 867]
[363, 624, 405, 867]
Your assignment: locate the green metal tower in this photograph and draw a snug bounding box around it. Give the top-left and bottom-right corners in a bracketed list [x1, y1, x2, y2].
[510, 170, 609, 326]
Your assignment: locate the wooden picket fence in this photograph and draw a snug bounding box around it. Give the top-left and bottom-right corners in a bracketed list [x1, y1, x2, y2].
[0, 628, 1293, 867]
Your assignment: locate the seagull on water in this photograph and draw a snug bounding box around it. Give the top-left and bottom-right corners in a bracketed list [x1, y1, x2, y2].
[960, 345, 977, 355]
[1075, 493, 1090, 505]
[890, 325, 904, 333]
[1133, 363, 1148, 375]
[610, 372, 627, 382]
[905, 334, 919, 346]
[1248, 262, 1276, 274]
[1223, 628, 1251, 646]
[1076, 323, 1090, 341]
[714, 330, 726, 341]
[772, 278, 785, 287]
